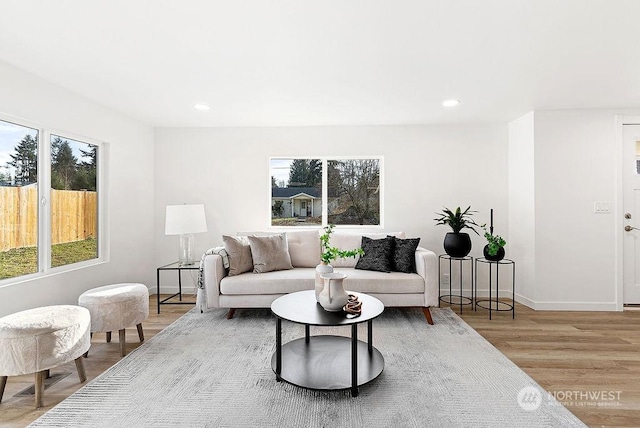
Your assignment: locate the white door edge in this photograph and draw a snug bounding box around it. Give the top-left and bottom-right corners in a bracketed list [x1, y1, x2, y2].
[617, 116, 640, 310]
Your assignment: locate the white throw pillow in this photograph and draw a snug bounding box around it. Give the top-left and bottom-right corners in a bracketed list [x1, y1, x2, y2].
[248, 233, 294, 273]
[222, 235, 254, 276]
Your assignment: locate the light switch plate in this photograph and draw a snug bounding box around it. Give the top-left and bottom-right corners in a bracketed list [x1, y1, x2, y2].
[594, 201, 611, 214]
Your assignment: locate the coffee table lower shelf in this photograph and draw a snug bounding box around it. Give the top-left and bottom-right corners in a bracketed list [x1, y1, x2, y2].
[271, 335, 384, 393]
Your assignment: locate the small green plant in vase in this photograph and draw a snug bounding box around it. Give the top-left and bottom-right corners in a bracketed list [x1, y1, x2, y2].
[483, 226, 506, 261]
[320, 224, 364, 263]
[482, 209, 506, 261]
[316, 225, 364, 302]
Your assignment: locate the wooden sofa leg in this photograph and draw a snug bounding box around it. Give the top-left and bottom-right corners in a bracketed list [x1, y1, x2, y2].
[227, 308, 236, 319]
[423, 307, 434, 325]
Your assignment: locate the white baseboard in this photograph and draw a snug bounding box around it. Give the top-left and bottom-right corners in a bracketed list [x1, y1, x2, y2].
[529, 301, 619, 311]
[464, 289, 619, 311]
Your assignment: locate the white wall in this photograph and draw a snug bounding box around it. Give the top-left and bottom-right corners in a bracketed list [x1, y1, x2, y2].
[153, 125, 509, 284]
[508, 112, 536, 306]
[506, 109, 640, 310]
[0, 61, 155, 317]
[532, 110, 620, 310]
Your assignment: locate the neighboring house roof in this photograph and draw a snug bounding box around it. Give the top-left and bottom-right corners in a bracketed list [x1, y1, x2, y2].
[272, 187, 321, 198]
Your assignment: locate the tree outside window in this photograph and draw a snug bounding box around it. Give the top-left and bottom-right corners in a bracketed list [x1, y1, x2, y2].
[328, 159, 380, 226]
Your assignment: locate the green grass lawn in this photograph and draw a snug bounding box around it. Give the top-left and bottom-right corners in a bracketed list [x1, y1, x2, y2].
[0, 238, 98, 280]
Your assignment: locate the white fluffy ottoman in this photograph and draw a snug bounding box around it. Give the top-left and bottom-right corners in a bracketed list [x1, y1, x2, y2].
[0, 305, 90, 408]
[78, 283, 149, 357]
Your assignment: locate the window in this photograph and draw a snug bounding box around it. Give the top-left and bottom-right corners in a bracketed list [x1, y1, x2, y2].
[0, 116, 103, 282]
[0, 121, 39, 279]
[270, 157, 382, 227]
[50, 135, 98, 268]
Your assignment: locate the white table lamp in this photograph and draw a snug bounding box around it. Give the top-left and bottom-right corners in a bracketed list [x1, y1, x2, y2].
[165, 204, 208, 265]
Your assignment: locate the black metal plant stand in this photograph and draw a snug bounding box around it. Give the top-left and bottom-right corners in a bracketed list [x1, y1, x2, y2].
[438, 254, 474, 313]
[474, 258, 516, 320]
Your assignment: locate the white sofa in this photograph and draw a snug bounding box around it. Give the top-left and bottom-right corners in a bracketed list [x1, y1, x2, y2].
[200, 230, 439, 324]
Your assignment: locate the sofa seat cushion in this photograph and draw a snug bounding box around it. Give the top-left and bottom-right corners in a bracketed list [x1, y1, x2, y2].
[338, 268, 424, 294]
[219, 267, 423, 296]
[220, 268, 316, 295]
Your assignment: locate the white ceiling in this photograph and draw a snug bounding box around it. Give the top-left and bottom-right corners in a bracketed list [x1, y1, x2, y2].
[1, 0, 639, 128]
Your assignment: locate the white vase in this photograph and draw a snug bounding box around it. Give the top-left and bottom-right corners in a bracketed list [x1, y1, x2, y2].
[318, 272, 349, 312]
[315, 262, 333, 302]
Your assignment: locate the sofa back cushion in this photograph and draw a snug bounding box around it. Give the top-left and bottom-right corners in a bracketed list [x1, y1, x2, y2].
[286, 230, 321, 268]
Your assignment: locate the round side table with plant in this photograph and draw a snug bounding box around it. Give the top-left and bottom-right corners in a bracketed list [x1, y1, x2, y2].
[434, 206, 480, 258]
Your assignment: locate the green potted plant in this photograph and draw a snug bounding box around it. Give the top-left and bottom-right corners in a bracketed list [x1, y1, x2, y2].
[434, 206, 480, 258]
[315, 225, 364, 301]
[320, 224, 364, 263]
[482, 226, 506, 261]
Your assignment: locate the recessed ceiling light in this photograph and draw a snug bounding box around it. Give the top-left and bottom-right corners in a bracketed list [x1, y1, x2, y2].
[194, 103, 210, 111]
[442, 99, 460, 107]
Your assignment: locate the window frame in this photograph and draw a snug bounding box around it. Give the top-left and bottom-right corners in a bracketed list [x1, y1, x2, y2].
[0, 113, 108, 287]
[268, 155, 384, 230]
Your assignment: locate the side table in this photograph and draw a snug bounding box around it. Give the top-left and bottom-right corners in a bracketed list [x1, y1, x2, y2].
[474, 258, 516, 319]
[156, 261, 200, 314]
[438, 254, 474, 313]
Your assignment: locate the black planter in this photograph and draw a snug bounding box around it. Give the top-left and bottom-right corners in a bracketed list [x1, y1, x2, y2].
[443, 232, 472, 258]
[483, 245, 505, 262]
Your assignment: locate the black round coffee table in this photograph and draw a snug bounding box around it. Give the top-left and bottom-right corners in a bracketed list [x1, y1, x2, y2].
[270, 290, 385, 397]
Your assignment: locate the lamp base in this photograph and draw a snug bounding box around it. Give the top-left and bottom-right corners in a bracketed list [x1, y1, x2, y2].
[178, 234, 195, 265]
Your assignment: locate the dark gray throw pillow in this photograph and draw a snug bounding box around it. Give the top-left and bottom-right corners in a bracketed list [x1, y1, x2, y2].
[355, 236, 395, 273]
[392, 236, 421, 273]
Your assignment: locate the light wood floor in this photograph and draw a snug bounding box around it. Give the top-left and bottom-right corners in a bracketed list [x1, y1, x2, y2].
[2, 296, 640, 427]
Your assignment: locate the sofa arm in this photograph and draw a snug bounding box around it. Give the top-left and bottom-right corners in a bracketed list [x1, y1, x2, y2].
[203, 253, 227, 309]
[415, 247, 439, 307]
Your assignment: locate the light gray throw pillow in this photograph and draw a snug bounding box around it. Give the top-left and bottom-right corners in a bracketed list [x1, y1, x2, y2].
[222, 235, 254, 276]
[248, 233, 293, 273]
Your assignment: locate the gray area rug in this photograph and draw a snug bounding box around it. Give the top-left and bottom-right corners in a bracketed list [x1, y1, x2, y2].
[31, 307, 585, 427]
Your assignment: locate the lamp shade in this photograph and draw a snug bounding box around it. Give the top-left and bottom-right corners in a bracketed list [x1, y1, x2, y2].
[165, 204, 208, 235]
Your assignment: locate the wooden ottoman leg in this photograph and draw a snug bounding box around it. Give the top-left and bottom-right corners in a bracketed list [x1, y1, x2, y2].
[227, 308, 236, 319]
[0, 376, 7, 403]
[106, 331, 112, 343]
[84, 332, 93, 357]
[136, 323, 144, 342]
[35, 370, 46, 408]
[75, 357, 87, 383]
[119, 329, 126, 357]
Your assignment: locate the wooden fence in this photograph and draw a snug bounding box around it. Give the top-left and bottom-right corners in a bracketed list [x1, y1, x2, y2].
[0, 187, 97, 252]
